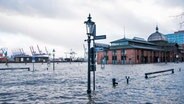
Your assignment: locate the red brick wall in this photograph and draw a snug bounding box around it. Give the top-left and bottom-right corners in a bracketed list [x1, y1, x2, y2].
[107, 50, 112, 64]
[147, 51, 151, 63]
[136, 49, 141, 64]
[126, 49, 136, 64]
[97, 51, 104, 64]
[97, 47, 180, 64]
[117, 50, 121, 64]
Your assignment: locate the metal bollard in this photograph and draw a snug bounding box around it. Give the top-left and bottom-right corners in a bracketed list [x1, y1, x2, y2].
[179, 68, 181, 72]
[145, 74, 148, 79]
[112, 78, 118, 86]
[28, 68, 30, 71]
[125, 76, 130, 84]
[172, 69, 174, 74]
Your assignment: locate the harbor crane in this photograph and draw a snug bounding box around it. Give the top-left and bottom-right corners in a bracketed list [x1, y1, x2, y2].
[19, 48, 25, 55]
[64, 49, 77, 62]
[69, 49, 77, 60]
[30, 46, 36, 55]
[37, 45, 42, 54]
[45, 46, 49, 55]
[11, 48, 26, 57]
[30, 45, 48, 55]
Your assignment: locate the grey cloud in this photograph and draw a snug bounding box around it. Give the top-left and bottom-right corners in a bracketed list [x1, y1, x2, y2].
[0, 12, 84, 51]
[0, 0, 77, 18]
[0, 0, 181, 54]
[94, 8, 156, 40]
[155, 0, 184, 9]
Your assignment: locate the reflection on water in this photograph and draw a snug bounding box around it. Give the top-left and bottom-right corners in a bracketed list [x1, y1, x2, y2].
[0, 62, 184, 103]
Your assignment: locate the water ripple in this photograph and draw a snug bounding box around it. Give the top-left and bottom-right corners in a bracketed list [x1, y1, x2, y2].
[0, 63, 184, 103]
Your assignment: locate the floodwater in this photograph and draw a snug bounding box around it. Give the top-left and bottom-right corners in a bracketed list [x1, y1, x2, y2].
[0, 62, 184, 104]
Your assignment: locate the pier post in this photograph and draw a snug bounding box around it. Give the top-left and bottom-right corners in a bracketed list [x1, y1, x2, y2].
[32, 56, 35, 71]
[145, 74, 148, 79]
[125, 76, 130, 84]
[112, 78, 118, 86]
[53, 49, 55, 71]
[145, 69, 174, 79]
[172, 69, 174, 73]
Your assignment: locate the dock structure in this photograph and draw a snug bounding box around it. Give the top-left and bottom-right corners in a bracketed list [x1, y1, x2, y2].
[145, 69, 174, 79]
[0, 67, 30, 71]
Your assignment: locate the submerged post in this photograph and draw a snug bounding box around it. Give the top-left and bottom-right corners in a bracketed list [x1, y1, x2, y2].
[0, 67, 30, 71]
[28, 67, 30, 71]
[112, 78, 118, 86]
[145, 69, 174, 79]
[171, 69, 174, 73]
[145, 74, 148, 79]
[32, 56, 35, 71]
[179, 68, 181, 72]
[125, 76, 130, 84]
[53, 49, 55, 70]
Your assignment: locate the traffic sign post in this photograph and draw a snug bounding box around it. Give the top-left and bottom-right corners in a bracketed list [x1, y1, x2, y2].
[32, 56, 35, 71]
[91, 35, 106, 91]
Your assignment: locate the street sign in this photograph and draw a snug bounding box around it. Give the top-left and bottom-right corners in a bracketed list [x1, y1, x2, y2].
[94, 35, 106, 40]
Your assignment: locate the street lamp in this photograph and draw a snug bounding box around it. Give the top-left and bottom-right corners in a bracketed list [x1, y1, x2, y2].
[85, 14, 95, 36]
[84, 14, 95, 94]
[53, 49, 55, 70]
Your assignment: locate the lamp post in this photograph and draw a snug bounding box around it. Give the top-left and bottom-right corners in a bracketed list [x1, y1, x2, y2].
[53, 49, 55, 70]
[84, 14, 95, 94]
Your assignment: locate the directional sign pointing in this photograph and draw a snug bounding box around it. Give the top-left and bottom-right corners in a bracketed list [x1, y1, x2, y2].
[94, 35, 106, 40]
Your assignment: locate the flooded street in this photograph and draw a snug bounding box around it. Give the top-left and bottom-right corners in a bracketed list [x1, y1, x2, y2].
[0, 62, 184, 103]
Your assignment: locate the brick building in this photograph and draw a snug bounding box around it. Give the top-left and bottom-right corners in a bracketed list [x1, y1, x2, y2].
[0, 53, 7, 62]
[97, 26, 184, 64]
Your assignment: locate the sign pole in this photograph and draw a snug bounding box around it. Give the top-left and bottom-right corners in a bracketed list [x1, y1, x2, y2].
[32, 56, 35, 71]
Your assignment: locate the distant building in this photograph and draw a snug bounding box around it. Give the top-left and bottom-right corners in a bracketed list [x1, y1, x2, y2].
[97, 26, 184, 64]
[0, 53, 7, 62]
[165, 30, 184, 44]
[13, 54, 49, 63]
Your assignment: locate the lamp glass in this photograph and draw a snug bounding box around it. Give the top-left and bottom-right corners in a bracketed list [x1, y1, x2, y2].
[84, 15, 95, 35]
[53, 49, 55, 53]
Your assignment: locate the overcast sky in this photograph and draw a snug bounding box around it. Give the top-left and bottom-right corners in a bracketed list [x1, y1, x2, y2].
[0, 0, 183, 58]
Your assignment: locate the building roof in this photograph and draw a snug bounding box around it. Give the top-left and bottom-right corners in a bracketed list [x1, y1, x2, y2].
[13, 54, 32, 58]
[13, 54, 49, 58]
[111, 37, 156, 45]
[95, 43, 110, 48]
[109, 35, 166, 51]
[131, 45, 163, 51]
[147, 26, 167, 42]
[110, 44, 163, 51]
